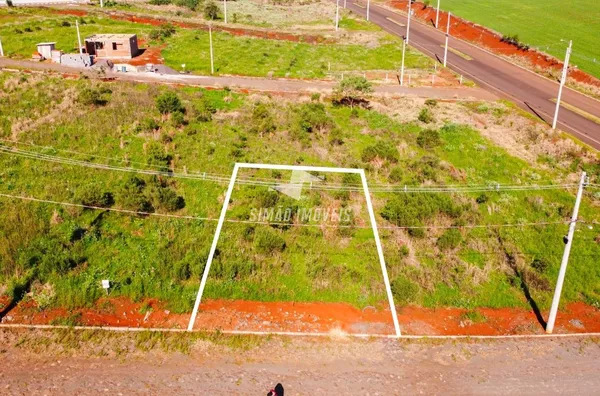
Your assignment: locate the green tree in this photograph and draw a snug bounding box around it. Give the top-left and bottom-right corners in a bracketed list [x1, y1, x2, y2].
[334, 76, 373, 109]
[156, 91, 183, 114]
[204, 0, 219, 20]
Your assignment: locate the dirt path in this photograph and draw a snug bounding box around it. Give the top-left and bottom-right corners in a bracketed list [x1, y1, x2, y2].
[0, 58, 496, 100]
[1, 328, 600, 394]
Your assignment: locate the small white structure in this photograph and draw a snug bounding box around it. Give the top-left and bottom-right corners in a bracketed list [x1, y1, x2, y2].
[113, 63, 138, 73]
[36, 42, 56, 60]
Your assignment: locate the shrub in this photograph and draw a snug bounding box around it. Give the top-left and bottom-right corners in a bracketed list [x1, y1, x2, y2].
[391, 276, 419, 306]
[296, 102, 331, 133]
[425, 99, 438, 107]
[254, 189, 279, 208]
[175, 0, 199, 10]
[149, 24, 176, 41]
[249, 103, 276, 135]
[437, 229, 462, 250]
[476, 193, 488, 204]
[381, 193, 461, 229]
[388, 167, 403, 183]
[116, 176, 154, 212]
[195, 99, 216, 122]
[149, 0, 171, 4]
[329, 128, 344, 146]
[146, 141, 172, 170]
[136, 117, 159, 133]
[60, 20, 71, 27]
[78, 88, 108, 106]
[156, 91, 183, 114]
[204, 0, 219, 20]
[146, 177, 185, 211]
[361, 141, 399, 163]
[171, 111, 186, 128]
[14, 28, 23, 34]
[76, 184, 115, 208]
[24, 26, 33, 33]
[418, 107, 435, 124]
[253, 228, 286, 254]
[416, 128, 441, 149]
[334, 76, 373, 109]
[531, 258, 549, 273]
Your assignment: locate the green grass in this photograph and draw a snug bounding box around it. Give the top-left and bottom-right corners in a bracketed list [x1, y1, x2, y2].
[0, 72, 599, 315]
[438, 0, 600, 78]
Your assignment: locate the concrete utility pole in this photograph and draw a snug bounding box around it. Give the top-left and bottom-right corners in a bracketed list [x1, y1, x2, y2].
[546, 171, 587, 334]
[366, 0, 370, 21]
[344, 0, 346, 8]
[400, 37, 406, 86]
[100, 0, 103, 8]
[406, 0, 412, 44]
[76, 20, 83, 55]
[335, 0, 340, 31]
[209, 24, 215, 74]
[0, 37, 4, 57]
[552, 40, 572, 130]
[435, 0, 440, 28]
[224, 0, 227, 24]
[443, 12, 451, 67]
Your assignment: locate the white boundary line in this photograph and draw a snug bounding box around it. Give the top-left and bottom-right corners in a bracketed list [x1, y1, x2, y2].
[2, 324, 600, 340]
[187, 163, 401, 337]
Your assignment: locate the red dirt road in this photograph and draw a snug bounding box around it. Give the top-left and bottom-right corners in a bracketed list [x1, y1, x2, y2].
[2, 296, 600, 336]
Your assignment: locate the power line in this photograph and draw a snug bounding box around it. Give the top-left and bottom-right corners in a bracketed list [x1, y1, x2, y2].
[0, 144, 581, 193]
[0, 191, 575, 230]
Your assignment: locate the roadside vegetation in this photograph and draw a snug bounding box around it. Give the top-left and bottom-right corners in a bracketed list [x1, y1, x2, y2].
[1, 71, 599, 319]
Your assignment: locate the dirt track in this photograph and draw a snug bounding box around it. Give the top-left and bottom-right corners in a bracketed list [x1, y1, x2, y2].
[1, 329, 600, 394]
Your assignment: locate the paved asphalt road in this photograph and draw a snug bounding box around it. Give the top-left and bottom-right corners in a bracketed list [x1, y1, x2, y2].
[344, 0, 600, 149]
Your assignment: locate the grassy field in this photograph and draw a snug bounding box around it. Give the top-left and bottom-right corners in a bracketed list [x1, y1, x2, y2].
[437, 0, 600, 78]
[0, 8, 432, 78]
[1, 71, 600, 317]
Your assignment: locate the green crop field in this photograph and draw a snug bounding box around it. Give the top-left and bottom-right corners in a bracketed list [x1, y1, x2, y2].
[438, 0, 600, 78]
[1, 72, 600, 321]
[0, 9, 432, 78]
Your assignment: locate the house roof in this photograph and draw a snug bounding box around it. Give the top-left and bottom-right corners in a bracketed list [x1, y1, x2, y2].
[36, 42, 56, 46]
[85, 34, 136, 42]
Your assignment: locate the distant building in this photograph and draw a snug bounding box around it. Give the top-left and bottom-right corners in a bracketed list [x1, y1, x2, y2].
[84, 34, 139, 59]
[36, 42, 56, 60]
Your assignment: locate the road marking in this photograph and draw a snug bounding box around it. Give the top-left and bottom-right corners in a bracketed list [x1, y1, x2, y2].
[439, 44, 473, 61]
[354, 2, 365, 8]
[550, 98, 600, 126]
[386, 17, 405, 27]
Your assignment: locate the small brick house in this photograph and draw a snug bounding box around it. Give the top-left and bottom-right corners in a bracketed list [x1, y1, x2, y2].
[85, 34, 139, 59]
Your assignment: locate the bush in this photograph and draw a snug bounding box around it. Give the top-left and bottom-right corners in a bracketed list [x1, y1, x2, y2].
[78, 88, 109, 106]
[171, 111, 186, 128]
[175, 0, 199, 9]
[253, 228, 286, 254]
[249, 103, 276, 135]
[149, 0, 171, 4]
[146, 177, 185, 211]
[146, 141, 172, 170]
[425, 99, 438, 107]
[418, 107, 435, 123]
[76, 184, 114, 208]
[60, 20, 71, 27]
[116, 176, 154, 212]
[149, 24, 176, 41]
[136, 117, 159, 133]
[334, 76, 373, 109]
[204, 0, 219, 20]
[195, 99, 216, 122]
[156, 91, 183, 114]
[328, 128, 344, 146]
[437, 229, 462, 250]
[296, 102, 331, 133]
[361, 141, 399, 163]
[381, 193, 461, 229]
[531, 258, 549, 273]
[391, 276, 419, 306]
[476, 193, 488, 204]
[388, 167, 403, 183]
[416, 128, 441, 149]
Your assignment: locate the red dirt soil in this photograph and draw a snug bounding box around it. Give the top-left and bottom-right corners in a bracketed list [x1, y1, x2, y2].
[127, 39, 165, 66]
[389, 0, 600, 88]
[51, 10, 331, 45]
[2, 296, 600, 336]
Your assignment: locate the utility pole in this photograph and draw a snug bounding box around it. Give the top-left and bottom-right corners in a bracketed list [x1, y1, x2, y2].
[400, 37, 406, 86]
[335, 0, 340, 31]
[76, 20, 83, 55]
[100, 0, 103, 7]
[209, 24, 214, 75]
[435, 0, 440, 28]
[0, 37, 4, 57]
[406, 0, 412, 44]
[224, 0, 227, 24]
[366, 0, 370, 21]
[344, 0, 346, 8]
[546, 171, 587, 334]
[552, 40, 572, 130]
[443, 12, 451, 67]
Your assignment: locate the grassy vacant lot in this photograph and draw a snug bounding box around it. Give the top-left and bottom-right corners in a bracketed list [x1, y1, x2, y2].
[438, 0, 600, 78]
[0, 8, 431, 78]
[1, 72, 600, 317]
